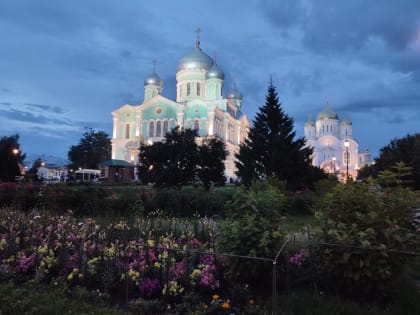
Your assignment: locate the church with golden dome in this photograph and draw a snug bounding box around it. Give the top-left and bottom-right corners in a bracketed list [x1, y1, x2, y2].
[304, 107, 371, 179]
[111, 31, 250, 180]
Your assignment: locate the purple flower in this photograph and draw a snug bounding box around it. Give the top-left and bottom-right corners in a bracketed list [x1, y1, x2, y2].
[139, 278, 161, 299]
[289, 249, 309, 268]
[18, 254, 36, 273]
[199, 254, 214, 266]
[200, 265, 219, 289]
[170, 261, 186, 280]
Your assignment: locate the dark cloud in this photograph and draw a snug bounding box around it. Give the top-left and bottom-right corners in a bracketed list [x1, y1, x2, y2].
[0, 1, 418, 158]
[25, 103, 66, 114]
[0, 108, 73, 126]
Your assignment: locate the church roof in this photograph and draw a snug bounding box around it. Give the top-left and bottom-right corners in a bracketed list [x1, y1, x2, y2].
[206, 61, 224, 80]
[144, 71, 162, 86]
[341, 118, 352, 125]
[317, 107, 338, 120]
[144, 60, 162, 86]
[227, 83, 243, 100]
[177, 31, 214, 71]
[305, 119, 315, 127]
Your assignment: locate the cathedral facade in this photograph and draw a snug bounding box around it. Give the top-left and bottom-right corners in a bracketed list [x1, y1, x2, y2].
[111, 33, 250, 180]
[304, 107, 371, 179]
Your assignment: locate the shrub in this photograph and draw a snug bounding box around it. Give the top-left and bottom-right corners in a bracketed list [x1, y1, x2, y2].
[217, 182, 288, 289]
[315, 181, 420, 300]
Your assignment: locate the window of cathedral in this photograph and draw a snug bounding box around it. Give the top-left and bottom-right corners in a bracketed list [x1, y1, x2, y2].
[125, 123, 130, 139]
[344, 152, 351, 164]
[187, 83, 191, 96]
[193, 119, 200, 133]
[149, 121, 155, 137]
[156, 121, 162, 137]
[197, 82, 201, 96]
[163, 120, 169, 136]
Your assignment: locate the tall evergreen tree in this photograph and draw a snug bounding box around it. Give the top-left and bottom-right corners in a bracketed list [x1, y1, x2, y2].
[235, 81, 318, 188]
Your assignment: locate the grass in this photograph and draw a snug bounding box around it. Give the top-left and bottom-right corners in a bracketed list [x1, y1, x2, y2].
[0, 282, 124, 315]
[284, 214, 320, 233]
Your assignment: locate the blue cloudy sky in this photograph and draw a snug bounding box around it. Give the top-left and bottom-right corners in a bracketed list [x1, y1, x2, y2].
[1, 0, 419, 160]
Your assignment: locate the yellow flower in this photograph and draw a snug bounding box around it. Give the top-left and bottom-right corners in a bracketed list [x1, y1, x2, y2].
[191, 269, 201, 278]
[0, 238, 7, 250]
[147, 239, 154, 246]
[212, 294, 219, 300]
[222, 302, 229, 309]
[37, 245, 48, 255]
[67, 273, 74, 281]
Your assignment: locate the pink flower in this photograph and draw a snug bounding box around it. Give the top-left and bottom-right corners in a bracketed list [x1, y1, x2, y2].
[200, 265, 219, 289]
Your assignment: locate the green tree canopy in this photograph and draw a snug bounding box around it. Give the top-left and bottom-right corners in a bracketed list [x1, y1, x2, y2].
[138, 127, 227, 189]
[197, 137, 227, 189]
[0, 134, 25, 182]
[358, 133, 420, 189]
[235, 81, 325, 189]
[67, 128, 111, 170]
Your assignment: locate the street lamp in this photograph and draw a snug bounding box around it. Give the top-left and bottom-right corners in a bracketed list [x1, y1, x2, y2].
[344, 140, 350, 182]
[332, 156, 336, 174]
[12, 148, 19, 155]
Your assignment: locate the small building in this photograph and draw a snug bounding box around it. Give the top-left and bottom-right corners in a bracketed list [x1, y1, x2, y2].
[98, 159, 135, 184]
[37, 163, 68, 183]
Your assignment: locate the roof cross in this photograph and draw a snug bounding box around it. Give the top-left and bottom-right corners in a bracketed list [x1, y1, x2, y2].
[195, 27, 201, 48]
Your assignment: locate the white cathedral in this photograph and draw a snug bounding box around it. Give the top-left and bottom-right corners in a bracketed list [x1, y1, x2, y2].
[304, 107, 371, 179]
[111, 32, 250, 180]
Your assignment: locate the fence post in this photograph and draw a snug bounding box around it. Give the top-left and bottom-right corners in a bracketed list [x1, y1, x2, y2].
[272, 239, 290, 315]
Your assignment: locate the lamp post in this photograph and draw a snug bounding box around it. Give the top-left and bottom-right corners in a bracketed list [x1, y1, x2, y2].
[332, 156, 336, 174]
[344, 140, 350, 182]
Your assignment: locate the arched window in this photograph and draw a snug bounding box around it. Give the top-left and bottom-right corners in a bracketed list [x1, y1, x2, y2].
[163, 120, 169, 136]
[156, 121, 162, 137]
[196, 82, 201, 96]
[149, 121, 155, 137]
[193, 120, 200, 132]
[125, 123, 130, 139]
[344, 151, 351, 164]
[187, 83, 191, 96]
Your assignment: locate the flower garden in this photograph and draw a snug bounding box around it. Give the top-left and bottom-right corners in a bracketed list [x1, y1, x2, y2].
[1, 180, 420, 314]
[0, 208, 265, 314]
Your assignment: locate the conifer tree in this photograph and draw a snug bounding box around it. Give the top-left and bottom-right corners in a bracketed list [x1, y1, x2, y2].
[235, 81, 320, 188]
